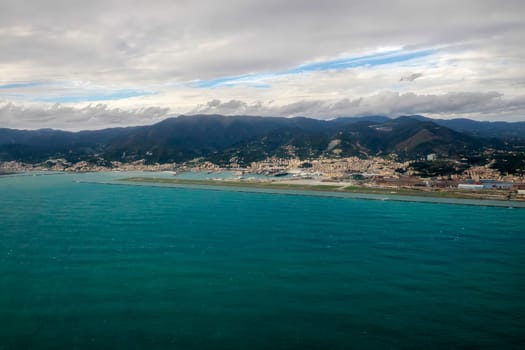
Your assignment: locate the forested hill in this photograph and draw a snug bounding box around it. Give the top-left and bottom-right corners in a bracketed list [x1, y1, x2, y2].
[1, 115, 523, 165]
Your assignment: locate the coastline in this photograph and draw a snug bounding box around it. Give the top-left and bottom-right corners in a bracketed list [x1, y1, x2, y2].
[116, 177, 525, 208]
[3, 170, 523, 207]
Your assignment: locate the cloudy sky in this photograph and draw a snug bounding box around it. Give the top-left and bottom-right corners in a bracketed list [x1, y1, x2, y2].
[1, 0, 524, 130]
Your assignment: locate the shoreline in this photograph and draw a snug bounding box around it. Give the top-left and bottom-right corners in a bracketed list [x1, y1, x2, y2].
[3, 171, 523, 207]
[115, 177, 525, 208]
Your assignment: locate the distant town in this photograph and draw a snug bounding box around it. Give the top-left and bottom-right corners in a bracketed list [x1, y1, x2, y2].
[2, 115, 524, 201]
[2, 152, 525, 201]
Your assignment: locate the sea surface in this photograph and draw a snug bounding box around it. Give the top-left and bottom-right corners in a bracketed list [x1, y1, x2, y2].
[1, 172, 524, 349]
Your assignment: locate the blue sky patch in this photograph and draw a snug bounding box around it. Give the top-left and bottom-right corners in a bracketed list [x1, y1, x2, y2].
[0, 81, 45, 89]
[194, 49, 434, 88]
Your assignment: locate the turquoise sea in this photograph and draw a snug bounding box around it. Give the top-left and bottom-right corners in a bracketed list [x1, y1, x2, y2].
[1, 172, 524, 349]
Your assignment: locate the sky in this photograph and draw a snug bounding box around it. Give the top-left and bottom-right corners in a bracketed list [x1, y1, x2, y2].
[0, 0, 524, 130]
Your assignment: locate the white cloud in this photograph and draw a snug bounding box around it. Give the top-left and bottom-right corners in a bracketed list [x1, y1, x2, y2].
[0, 0, 524, 126]
[2, 90, 524, 131]
[190, 91, 525, 121]
[0, 102, 170, 130]
[0, 0, 523, 83]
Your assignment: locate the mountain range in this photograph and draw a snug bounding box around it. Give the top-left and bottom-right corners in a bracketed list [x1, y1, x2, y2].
[1, 115, 523, 166]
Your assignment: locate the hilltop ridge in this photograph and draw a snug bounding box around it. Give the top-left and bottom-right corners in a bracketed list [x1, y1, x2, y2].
[0, 115, 523, 168]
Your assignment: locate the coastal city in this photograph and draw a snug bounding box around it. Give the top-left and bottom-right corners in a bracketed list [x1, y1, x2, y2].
[2, 1, 525, 348]
[2, 154, 524, 201]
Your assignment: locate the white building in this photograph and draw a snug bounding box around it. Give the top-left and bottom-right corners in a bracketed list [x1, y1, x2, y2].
[426, 154, 437, 161]
[458, 184, 484, 190]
